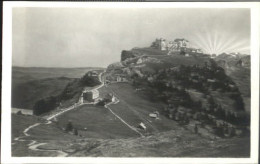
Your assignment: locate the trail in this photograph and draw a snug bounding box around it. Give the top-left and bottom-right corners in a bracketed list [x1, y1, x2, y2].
[105, 98, 144, 137]
[14, 71, 105, 157]
[14, 70, 145, 156]
[45, 71, 105, 121]
[14, 120, 69, 157]
[109, 86, 159, 133]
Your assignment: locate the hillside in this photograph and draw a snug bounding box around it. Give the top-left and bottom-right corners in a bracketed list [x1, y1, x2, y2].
[12, 47, 250, 157]
[214, 54, 250, 112]
[12, 67, 104, 110]
[12, 77, 75, 109]
[33, 71, 102, 115]
[12, 66, 104, 88]
[106, 48, 250, 138]
[12, 82, 250, 157]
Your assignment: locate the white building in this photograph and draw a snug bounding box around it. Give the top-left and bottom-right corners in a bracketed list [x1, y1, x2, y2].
[83, 90, 99, 102]
[159, 38, 167, 51]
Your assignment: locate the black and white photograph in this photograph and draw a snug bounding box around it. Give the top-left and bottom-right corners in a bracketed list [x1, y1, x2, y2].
[1, 2, 260, 164]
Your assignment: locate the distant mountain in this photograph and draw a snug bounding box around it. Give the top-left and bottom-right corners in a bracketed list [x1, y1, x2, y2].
[12, 67, 104, 110]
[12, 77, 75, 109]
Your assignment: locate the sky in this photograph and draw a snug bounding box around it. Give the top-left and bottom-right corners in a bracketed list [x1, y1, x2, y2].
[12, 8, 250, 68]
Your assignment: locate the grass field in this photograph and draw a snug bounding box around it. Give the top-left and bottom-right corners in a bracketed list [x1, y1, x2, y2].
[67, 128, 250, 157]
[12, 80, 250, 157]
[56, 104, 140, 139]
[99, 83, 185, 134]
[56, 83, 182, 139]
[11, 114, 41, 140]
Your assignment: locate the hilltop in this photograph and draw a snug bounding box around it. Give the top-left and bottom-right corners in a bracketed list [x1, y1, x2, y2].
[106, 44, 250, 139]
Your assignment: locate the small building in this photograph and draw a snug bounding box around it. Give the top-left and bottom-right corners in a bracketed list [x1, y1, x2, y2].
[196, 49, 203, 53]
[138, 122, 147, 130]
[83, 90, 99, 102]
[116, 75, 128, 82]
[174, 38, 190, 50]
[159, 38, 167, 51]
[79, 94, 84, 103]
[147, 76, 154, 82]
[149, 111, 159, 119]
[106, 93, 116, 102]
[207, 79, 216, 83]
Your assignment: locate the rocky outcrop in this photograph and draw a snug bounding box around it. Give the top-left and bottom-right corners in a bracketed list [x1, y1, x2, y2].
[121, 50, 137, 62]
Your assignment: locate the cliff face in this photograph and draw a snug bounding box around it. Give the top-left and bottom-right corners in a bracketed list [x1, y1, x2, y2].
[121, 50, 136, 62]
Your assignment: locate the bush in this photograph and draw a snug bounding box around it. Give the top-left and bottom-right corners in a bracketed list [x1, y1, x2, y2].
[33, 96, 58, 115]
[65, 121, 73, 132]
[80, 73, 101, 87]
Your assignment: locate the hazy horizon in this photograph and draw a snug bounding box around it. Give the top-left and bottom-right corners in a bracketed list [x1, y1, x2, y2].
[13, 8, 250, 68]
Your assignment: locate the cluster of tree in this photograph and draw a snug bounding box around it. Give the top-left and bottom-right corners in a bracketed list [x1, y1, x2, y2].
[121, 50, 136, 62]
[163, 106, 190, 125]
[65, 121, 78, 135]
[33, 96, 58, 115]
[150, 40, 160, 49]
[129, 62, 249, 136]
[80, 73, 101, 87]
[60, 80, 80, 100]
[33, 72, 102, 116]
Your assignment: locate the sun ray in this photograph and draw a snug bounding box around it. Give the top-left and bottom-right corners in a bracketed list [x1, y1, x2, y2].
[221, 40, 248, 53]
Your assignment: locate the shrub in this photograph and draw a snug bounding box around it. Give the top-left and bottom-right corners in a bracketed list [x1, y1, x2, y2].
[33, 96, 58, 115]
[65, 121, 73, 132]
[80, 73, 101, 87]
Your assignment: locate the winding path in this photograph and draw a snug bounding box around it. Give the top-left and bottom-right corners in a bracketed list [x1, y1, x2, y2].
[14, 70, 145, 156]
[14, 71, 105, 156]
[105, 98, 144, 137]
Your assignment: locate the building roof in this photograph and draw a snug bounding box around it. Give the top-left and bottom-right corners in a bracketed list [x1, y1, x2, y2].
[174, 38, 189, 42]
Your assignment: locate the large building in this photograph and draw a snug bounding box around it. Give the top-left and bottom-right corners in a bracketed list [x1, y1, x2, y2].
[83, 90, 99, 102]
[151, 38, 202, 54]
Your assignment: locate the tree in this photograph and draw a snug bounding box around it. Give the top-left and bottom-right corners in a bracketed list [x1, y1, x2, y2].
[33, 99, 47, 115]
[65, 121, 73, 132]
[73, 128, 78, 135]
[180, 51, 185, 56]
[151, 39, 160, 49]
[33, 96, 58, 115]
[80, 73, 101, 87]
[16, 110, 23, 115]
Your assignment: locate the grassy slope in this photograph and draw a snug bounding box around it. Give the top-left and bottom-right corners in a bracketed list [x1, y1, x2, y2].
[69, 130, 249, 157]
[68, 83, 249, 157]
[99, 83, 180, 134]
[56, 104, 139, 139]
[12, 114, 79, 157]
[11, 114, 41, 140]
[12, 82, 250, 157]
